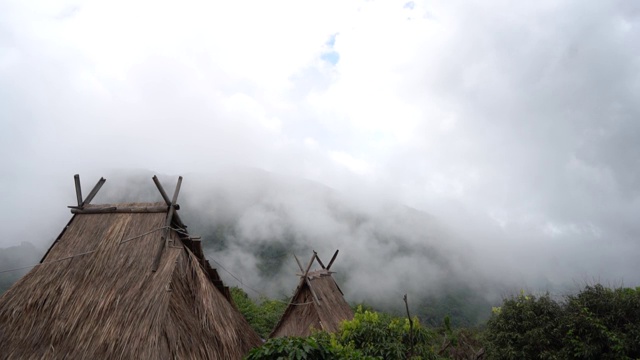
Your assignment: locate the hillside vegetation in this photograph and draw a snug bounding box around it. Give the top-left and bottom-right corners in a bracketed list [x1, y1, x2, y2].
[241, 285, 640, 360]
[1, 172, 638, 358]
[0, 242, 41, 294]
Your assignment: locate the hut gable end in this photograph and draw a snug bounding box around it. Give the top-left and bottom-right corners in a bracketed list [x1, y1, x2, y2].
[0, 175, 261, 360]
[270, 250, 354, 338]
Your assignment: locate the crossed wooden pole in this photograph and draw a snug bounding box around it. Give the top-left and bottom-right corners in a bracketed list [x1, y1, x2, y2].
[68, 174, 106, 209]
[68, 174, 185, 272]
[151, 175, 182, 272]
[292, 249, 340, 305]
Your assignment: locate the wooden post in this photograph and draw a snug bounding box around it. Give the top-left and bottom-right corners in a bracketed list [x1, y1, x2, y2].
[152, 176, 182, 272]
[293, 254, 304, 272]
[172, 176, 183, 203]
[326, 250, 339, 270]
[74, 174, 83, 207]
[303, 253, 315, 275]
[404, 294, 414, 358]
[163, 176, 182, 247]
[152, 175, 187, 229]
[81, 177, 106, 207]
[314, 250, 326, 269]
[152, 235, 167, 272]
[303, 253, 320, 305]
[152, 175, 172, 204]
[306, 278, 321, 305]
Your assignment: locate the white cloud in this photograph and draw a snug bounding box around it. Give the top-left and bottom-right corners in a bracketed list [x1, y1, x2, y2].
[330, 151, 373, 176]
[1, 0, 640, 288]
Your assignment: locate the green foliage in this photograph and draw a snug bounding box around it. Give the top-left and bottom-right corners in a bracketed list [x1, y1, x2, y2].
[561, 285, 640, 359]
[484, 291, 563, 359]
[231, 287, 287, 338]
[254, 241, 292, 279]
[245, 306, 443, 360]
[339, 306, 439, 359]
[437, 326, 485, 360]
[244, 335, 374, 360]
[416, 288, 494, 327]
[484, 285, 640, 360]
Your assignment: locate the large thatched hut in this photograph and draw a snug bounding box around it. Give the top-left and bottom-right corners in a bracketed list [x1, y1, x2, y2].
[270, 250, 353, 338]
[0, 175, 261, 359]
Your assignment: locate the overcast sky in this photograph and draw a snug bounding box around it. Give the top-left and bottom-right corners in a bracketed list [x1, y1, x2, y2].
[2, 0, 640, 287]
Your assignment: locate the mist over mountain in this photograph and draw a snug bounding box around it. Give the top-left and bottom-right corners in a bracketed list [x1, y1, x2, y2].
[0, 169, 497, 325]
[2, 167, 638, 325]
[3, 0, 640, 326]
[100, 170, 490, 294]
[0, 242, 43, 294]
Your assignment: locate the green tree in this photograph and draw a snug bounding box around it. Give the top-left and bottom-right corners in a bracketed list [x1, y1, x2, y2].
[245, 335, 374, 360]
[337, 306, 439, 360]
[561, 285, 640, 359]
[484, 285, 640, 360]
[231, 287, 287, 338]
[484, 291, 563, 359]
[245, 307, 442, 360]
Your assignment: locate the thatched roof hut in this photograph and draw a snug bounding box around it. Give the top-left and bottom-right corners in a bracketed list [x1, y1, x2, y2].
[0, 175, 261, 359]
[270, 250, 353, 338]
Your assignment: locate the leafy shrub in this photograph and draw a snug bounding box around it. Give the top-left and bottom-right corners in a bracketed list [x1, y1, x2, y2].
[484, 285, 640, 360]
[339, 306, 439, 360]
[245, 307, 441, 360]
[562, 285, 640, 359]
[244, 335, 373, 360]
[484, 291, 563, 359]
[231, 287, 287, 338]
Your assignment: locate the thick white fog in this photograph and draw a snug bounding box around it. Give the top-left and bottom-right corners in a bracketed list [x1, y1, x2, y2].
[2, 1, 640, 301]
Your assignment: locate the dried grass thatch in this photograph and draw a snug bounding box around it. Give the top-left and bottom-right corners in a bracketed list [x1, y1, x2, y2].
[0, 202, 261, 359]
[270, 257, 353, 338]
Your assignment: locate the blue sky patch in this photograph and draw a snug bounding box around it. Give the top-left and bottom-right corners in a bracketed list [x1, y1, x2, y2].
[321, 33, 340, 65]
[321, 51, 340, 65]
[325, 33, 338, 48]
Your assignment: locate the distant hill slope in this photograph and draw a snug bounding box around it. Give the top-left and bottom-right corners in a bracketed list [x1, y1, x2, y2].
[0, 168, 499, 326]
[0, 242, 42, 294]
[179, 168, 497, 326]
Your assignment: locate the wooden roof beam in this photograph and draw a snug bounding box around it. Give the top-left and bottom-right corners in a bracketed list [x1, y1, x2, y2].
[293, 254, 304, 272]
[326, 250, 339, 270]
[74, 174, 83, 207]
[314, 250, 326, 269]
[152, 176, 183, 272]
[70, 205, 171, 214]
[152, 175, 187, 229]
[302, 253, 321, 305]
[82, 177, 106, 207]
[68, 175, 106, 210]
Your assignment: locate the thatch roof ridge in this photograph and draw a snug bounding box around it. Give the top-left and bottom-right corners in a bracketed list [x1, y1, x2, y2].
[84, 201, 166, 207]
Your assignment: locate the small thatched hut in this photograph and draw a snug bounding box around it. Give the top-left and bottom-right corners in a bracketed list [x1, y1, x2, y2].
[270, 250, 353, 338]
[0, 175, 261, 359]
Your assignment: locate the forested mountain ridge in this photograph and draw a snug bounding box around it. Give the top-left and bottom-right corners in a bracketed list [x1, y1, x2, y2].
[111, 169, 500, 325]
[0, 169, 501, 325]
[0, 242, 42, 295]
